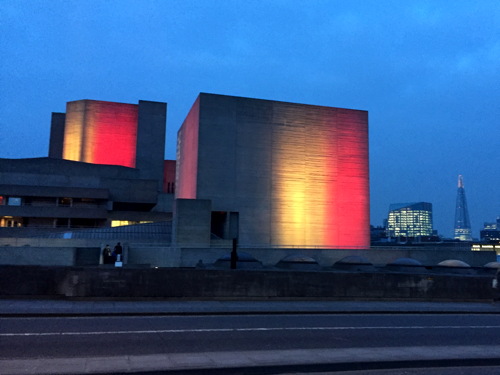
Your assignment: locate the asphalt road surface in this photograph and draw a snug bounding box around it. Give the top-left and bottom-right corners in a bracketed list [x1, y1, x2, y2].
[1, 313, 500, 360]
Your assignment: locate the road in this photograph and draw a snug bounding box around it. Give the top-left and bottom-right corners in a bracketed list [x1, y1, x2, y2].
[1, 313, 500, 374]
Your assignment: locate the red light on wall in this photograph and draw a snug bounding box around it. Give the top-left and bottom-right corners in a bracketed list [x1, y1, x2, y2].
[175, 97, 200, 199]
[63, 100, 138, 168]
[324, 110, 370, 248]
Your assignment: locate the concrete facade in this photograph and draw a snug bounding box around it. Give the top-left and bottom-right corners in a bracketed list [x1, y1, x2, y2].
[176, 94, 370, 249]
[0, 157, 168, 231]
[1, 99, 171, 235]
[53, 99, 167, 190]
[48, 112, 65, 158]
[172, 199, 212, 246]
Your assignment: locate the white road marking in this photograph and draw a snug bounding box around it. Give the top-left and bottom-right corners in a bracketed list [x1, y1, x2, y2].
[2, 325, 500, 337]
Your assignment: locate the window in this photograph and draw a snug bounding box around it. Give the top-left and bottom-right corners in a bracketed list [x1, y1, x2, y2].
[7, 197, 21, 206]
[111, 220, 153, 227]
[58, 197, 72, 207]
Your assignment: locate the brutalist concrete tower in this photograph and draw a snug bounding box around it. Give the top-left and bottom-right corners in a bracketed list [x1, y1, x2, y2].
[454, 175, 472, 241]
[176, 93, 370, 249]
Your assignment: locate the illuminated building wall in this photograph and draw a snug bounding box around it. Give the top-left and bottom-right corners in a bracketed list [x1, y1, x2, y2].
[62, 100, 139, 167]
[176, 96, 200, 199]
[176, 93, 370, 249]
[386, 202, 433, 238]
[54, 99, 167, 191]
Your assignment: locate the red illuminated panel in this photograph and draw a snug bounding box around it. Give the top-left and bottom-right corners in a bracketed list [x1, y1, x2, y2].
[324, 110, 370, 248]
[175, 97, 200, 199]
[63, 100, 138, 168]
[271, 104, 369, 249]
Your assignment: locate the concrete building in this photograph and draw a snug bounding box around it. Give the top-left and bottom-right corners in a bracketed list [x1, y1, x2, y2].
[386, 202, 433, 238]
[0, 99, 172, 236]
[1, 94, 497, 268]
[176, 93, 370, 249]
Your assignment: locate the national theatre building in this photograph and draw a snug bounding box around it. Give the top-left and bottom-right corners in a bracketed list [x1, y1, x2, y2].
[176, 94, 369, 249]
[0, 93, 370, 250]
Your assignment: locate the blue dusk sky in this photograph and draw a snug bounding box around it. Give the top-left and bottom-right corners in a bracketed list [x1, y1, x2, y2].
[1, 0, 499, 238]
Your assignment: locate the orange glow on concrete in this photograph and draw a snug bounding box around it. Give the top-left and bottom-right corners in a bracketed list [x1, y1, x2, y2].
[63, 100, 138, 168]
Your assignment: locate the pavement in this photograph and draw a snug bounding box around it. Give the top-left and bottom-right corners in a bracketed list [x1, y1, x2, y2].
[2, 298, 500, 317]
[1, 298, 500, 374]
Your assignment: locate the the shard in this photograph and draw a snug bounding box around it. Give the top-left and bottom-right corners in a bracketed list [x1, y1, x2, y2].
[453, 175, 472, 241]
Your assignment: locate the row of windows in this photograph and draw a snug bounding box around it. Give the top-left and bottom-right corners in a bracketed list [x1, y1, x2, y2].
[0, 196, 103, 208]
[0, 216, 104, 228]
[387, 210, 433, 237]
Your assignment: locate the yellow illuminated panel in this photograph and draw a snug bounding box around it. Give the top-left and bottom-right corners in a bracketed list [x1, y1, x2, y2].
[63, 101, 85, 161]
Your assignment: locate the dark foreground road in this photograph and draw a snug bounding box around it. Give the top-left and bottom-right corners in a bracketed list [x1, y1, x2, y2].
[1, 313, 500, 358]
[1, 312, 500, 374]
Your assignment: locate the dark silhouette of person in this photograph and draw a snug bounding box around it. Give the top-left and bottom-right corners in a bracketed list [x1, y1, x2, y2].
[102, 245, 113, 264]
[113, 242, 123, 261]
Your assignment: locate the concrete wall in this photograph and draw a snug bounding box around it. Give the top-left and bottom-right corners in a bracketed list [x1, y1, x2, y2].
[0, 247, 76, 266]
[49, 112, 66, 158]
[127, 245, 180, 268]
[0, 239, 495, 268]
[172, 199, 211, 246]
[136, 100, 167, 190]
[178, 247, 496, 268]
[0, 266, 495, 301]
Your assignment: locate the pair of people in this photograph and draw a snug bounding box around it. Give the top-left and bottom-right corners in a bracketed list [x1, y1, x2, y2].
[102, 242, 123, 264]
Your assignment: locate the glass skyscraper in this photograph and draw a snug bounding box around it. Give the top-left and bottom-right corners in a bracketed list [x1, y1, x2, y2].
[453, 175, 472, 241]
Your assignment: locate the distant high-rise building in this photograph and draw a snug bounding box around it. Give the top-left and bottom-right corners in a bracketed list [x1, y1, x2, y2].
[453, 175, 472, 241]
[480, 217, 500, 242]
[386, 202, 433, 238]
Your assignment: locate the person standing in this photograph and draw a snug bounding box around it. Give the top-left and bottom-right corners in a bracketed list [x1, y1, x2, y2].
[113, 242, 123, 261]
[102, 244, 113, 264]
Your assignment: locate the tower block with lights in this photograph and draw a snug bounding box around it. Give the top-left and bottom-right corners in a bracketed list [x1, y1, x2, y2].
[453, 175, 472, 241]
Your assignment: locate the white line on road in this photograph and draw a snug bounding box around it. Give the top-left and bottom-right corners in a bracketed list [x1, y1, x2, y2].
[2, 325, 500, 337]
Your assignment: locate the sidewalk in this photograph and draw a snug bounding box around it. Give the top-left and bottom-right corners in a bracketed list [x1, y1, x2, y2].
[2, 346, 500, 375]
[1, 298, 500, 316]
